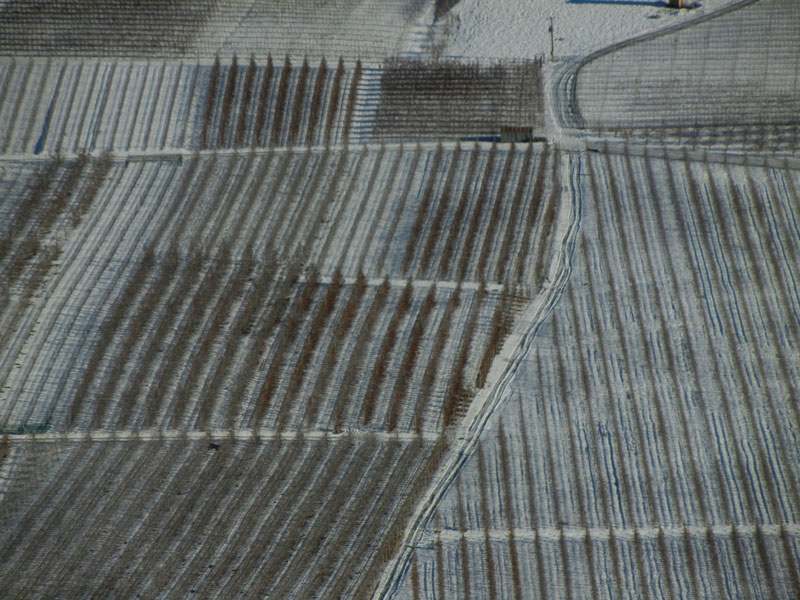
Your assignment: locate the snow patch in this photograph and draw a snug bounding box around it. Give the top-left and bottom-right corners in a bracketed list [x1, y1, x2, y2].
[432, 0, 742, 60]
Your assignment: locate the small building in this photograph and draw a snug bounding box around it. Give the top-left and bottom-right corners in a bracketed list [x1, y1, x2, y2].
[668, 0, 686, 7]
[500, 126, 534, 143]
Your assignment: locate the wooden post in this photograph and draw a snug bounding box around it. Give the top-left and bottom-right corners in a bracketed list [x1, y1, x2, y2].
[548, 17, 554, 61]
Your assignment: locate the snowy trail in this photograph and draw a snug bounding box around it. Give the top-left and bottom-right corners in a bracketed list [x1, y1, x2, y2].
[374, 149, 583, 599]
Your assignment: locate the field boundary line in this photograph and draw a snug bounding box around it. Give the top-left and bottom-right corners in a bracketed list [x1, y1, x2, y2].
[2, 428, 443, 444]
[589, 141, 800, 170]
[0, 139, 550, 163]
[436, 524, 800, 543]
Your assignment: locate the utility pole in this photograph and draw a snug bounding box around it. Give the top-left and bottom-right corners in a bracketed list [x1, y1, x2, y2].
[548, 16, 554, 61]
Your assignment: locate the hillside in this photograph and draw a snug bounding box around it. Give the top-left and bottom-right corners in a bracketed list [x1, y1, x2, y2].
[1, 0, 799, 598]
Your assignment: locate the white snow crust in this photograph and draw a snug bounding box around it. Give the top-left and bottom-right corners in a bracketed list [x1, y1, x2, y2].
[438, 0, 742, 59]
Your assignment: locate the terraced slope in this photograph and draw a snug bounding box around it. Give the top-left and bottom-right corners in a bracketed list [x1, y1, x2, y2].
[392, 146, 800, 599]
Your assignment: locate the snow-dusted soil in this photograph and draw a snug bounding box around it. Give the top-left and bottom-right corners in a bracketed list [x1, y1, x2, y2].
[390, 148, 800, 599]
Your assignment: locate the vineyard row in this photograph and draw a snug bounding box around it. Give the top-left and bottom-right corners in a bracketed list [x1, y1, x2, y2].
[0, 434, 445, 598]
[1, 143, 556, 434]
[398, 146, 800, 598]
[0, 0, 428, 59]
[0, 56, 360, 155]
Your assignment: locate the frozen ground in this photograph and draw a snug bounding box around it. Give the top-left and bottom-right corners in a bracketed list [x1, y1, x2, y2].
[438, 0, 741, 59]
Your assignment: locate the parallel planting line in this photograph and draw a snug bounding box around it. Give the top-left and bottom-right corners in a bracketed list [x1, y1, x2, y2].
[414, 285, 459, 434]
[8, 160, 129, 428]
[550, 318, 601, 599]
[171, 440, 302, 596]
[271, 55, 291, 147]
[377, 143, 421, 275]
[497, 422, 523, 600]
[252, 54, 273, 148]
[476, 443, 498, 600]
[92, 443, 209, 594]
[304, 273, 368, 429]
[476, 144, 514, 283]
[456, 478, 472, 600]
[563, 286, 624, 598]
[255, 438, 377, 596]
[437, 145, 479, 281]
[218, 54, 237, 147]
[533, 354, 574, 600]
[134, 443, 241, 598]
[661, 153, 785, 596]
[385, 284, 436, 432]
[13, 442, 133, 598]
[115, 445, 226, 599]
[457, 143, 496, 281]
[275, 270, 343, 432]
[356, 142, 401, 274]
[216, 438, 346, 595]
[303, 442, 417, 599]
[332, 279, 389, 432]
[336, 144, 384, 271]
[156, 441, 264, 597]
[362, 281, 413, 426]
[0, 441, 108, 576]
[250, 270, 320, 429]
[402, 142, 443, 276]
[48, 441, 160, 593]
[442, 284, 484, 428]
[419, 144, 461, 278]
[589, 152, 707, 596]
[633, 148, 754, 594]
[515, 394, 548, 600]
[306, 57, 326, 147]
[287, 56, 308, 146]
[514, 143, 549, 284]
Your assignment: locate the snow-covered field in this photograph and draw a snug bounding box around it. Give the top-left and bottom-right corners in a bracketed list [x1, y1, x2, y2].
[439, 0, 741, 59]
